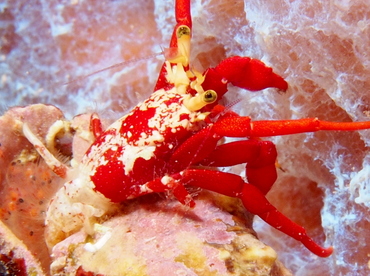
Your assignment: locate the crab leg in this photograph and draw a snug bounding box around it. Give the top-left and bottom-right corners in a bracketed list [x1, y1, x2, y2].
[180, 169, 334, 258]
[213, 116, 370, 137]
[199, 139, 278, 195]
[169, 127, 278, 195]
[22, 123, 69, 178]
[140, 165, 333, 257]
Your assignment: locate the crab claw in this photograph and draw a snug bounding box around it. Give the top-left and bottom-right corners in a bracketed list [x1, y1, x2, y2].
[202, 56, 288, 94]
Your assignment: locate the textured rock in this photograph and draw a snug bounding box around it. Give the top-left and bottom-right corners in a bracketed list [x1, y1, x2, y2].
[1, 0, 370, 275]
[0, 220, 45, 276]
[50, 192, 287, 276]
[0, 105, 66, 274]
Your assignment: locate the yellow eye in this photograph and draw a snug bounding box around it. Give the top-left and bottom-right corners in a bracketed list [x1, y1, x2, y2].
[177, 25, 191, 38]
[203, 90, 217, 103]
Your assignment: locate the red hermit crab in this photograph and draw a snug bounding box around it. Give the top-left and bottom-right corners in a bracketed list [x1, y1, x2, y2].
[14, 0, 369, 272]
[0, 0, 364, 274]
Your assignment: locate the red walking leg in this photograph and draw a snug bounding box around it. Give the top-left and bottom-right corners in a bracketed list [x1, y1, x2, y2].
[180, 169, 333, 257]
[131, 175, 196, 208]
[199, 139, 277, 195]
[212, 116, 370, 138]
[168, 127, 221, 172]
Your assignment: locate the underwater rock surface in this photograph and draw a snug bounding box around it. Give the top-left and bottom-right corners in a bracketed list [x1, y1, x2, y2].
[1, 0, 370, 275]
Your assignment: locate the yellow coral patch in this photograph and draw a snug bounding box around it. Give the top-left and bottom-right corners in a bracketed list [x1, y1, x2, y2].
[175, 232, 221, 276]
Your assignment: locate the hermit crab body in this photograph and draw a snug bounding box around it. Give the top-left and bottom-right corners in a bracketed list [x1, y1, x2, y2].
[23, 0, 370, 260]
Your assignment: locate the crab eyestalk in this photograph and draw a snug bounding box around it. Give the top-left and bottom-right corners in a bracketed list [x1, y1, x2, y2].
[167, 25, 191, 67]
[170, 0, 192, 48]
[183, 90, 218, 111]
[154, 0, 192, 91]
[167, 0, 192, 68]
